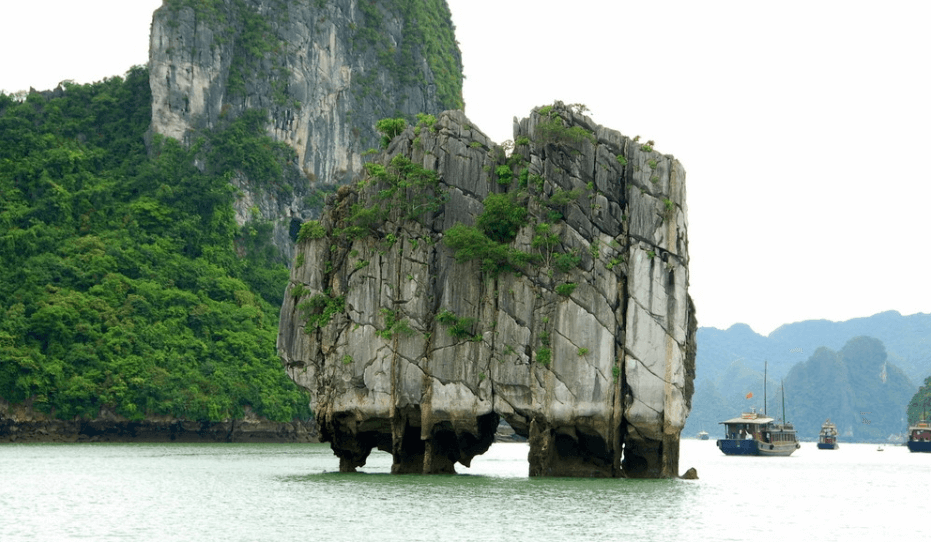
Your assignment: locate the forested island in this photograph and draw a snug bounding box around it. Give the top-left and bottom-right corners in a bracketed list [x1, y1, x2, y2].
[1, 0, 463, 441]
[4, 0, 929, 448]
[0, 69, 317, 440]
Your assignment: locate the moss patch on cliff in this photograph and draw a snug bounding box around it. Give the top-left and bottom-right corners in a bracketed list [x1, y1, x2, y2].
[436, 309, 480, 341]
[163, 0, 291, 102]
[353, 0, 463, 112]
[298, 292, 346, 330]
[208, 109, 297, 189]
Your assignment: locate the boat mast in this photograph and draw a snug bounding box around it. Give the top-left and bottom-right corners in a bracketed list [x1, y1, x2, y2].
[764, 360, 767, 417]
[781, 379, 787, 424]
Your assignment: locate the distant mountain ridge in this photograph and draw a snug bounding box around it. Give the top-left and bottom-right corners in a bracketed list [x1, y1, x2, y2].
[784, 337, 913, 441]
[686, 311, 929, 442]
[699, 311, 931, 384]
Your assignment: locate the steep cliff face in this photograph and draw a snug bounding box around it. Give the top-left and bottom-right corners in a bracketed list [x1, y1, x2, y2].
[148, 0, 462, 260]
[277, 103, 697, 477]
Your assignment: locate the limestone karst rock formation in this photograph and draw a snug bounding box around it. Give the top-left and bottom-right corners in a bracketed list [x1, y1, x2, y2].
[277, 102, 697, 477]
[147, 0, 461, 261]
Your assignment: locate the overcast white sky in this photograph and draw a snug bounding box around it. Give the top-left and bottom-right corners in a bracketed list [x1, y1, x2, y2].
[3, 0, 930, 336]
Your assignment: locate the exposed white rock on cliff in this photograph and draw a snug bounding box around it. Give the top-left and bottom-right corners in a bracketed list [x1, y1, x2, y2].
[278, 103, 697, 477]
[148, 0, 461, 261]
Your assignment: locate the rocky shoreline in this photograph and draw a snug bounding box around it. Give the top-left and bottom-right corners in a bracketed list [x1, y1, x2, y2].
[1, 400, 532, 445]
[0, 401, 319, 444]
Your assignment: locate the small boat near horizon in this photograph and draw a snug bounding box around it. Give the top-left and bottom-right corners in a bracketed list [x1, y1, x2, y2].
[698, 424, 709, 440]
[817, 419, 839, 450]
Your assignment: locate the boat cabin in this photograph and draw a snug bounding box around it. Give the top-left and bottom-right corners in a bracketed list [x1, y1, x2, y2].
[720, 412, 773, 441]
[911, 421, 931, 442]
[820, 420, 838, 444]
[718, 408, 799, 456]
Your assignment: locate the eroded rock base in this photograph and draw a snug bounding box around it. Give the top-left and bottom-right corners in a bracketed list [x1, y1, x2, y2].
[322, 412, 689, 478]
[528, 419, 618, 478]
[622, 432, 681, 479]
[323, 410, 499, 474]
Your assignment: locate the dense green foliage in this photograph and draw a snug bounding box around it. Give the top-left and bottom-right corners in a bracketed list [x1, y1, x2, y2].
[339, 153, 446, 239]
[555, 283, 577, 297]
[439, 190, 537, 275]
[0, 68, 310, 422]
[908, 376, 931, 424]
[495, 165, 513, 186]
[298, 292, 345, 331]
[536, 107, 596, 147]
[475, 193, 527, 244]
[375, 118, 407, 149]
[443, 224, 535, 276]
[209, 109, 296, 191]
[297, 220, 326, 242]
[553, 251, 582, 273]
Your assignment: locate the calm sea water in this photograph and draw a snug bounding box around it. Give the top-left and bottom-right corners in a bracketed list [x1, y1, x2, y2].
[0, 439, 927, 541]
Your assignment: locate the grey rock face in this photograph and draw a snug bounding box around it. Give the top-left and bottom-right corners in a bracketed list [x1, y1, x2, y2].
[278, 102, 696, 477]
[148, 0, 461, 261]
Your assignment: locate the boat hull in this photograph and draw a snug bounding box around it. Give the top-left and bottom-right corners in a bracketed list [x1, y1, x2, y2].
[907, 440, 931, 453]
[717, 439, 798, 456]
[717, 439, 758, 456]
[817, 442, 838, 450]
[756, 441, 799, 456]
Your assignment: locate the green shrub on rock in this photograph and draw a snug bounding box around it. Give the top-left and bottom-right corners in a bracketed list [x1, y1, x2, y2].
[299, 293, 345, 330]
[375, 117, 407, 148]
[554, 250, 582, 273]
[297, 220, 326, 242]
[436, 309, 479, 340]
[443, 224, 534, 276]
[476, 193, 527, 244]
[556, 283, 577, 297]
